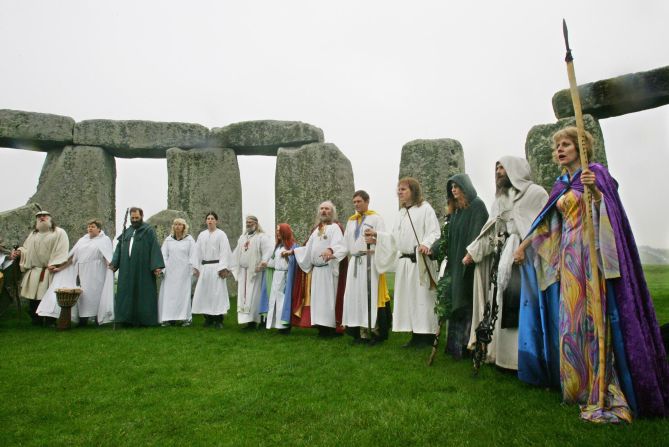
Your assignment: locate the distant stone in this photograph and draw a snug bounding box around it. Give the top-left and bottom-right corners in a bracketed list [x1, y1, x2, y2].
[210, 120, 324, 156]
[525, 115, 606, 191]
[399, 139, 465, 222]
[28, 146, 116, 244]
[0, 203, 42, 248]
[166, 147, 242, 248]
[552, 66, 669, 119]
[0, 109, 74, 151]
[146, 209, 190, 245]
[74, 119, 209, 158]
[275, 143, 354, 243]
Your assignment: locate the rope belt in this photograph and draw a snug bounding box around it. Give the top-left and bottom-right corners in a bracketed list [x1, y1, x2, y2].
[351, 252, 368, 278]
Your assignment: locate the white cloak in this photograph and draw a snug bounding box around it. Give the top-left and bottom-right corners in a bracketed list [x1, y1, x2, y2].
[466, 156, 549, 369]
[294, 223, 344, 328]
[191, 229, 231, 316]
[231, 232, 273, 324]
[158, 234, 195, 322]
[375, 202, 440, 334]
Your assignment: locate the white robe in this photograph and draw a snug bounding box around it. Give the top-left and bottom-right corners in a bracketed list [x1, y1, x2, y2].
[294, 223, 344, 328]
[231, 232, 273, 324]
[191, 229, 231, 316]
[266, 245, 290, 329]
[334, 213, 385, 329]
[375, 202, 440, 334]
[467, 156, 549, 369]
[158, 234, 195, 322]
[37, 231, 115, 324]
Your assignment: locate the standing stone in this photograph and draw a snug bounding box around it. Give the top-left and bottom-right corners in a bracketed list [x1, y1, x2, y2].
[27, 146, 116, 244]
[275, 143, 354, 243]
[0, 109, 74, 151]
[146, 209, 191, 246]
[0, 203, 43, 248]
[525, 115, 606, 192]
[166, 147, 242, 248]
[552, 66, 669, 119]
[74, 119, 209, 158]
[209, 120, 324, 156]
[399, 139, 465, 222]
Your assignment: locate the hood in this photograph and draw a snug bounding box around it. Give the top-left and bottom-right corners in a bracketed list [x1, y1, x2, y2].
[498, 156, 533, 194]
[447, 173, 478, 203]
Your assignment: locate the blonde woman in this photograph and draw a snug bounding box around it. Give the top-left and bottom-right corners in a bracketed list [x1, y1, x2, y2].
[158, 218, 195, 326]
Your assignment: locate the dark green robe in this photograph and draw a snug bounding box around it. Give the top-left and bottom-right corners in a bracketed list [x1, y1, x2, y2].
[445, 173, 488, 317]
[111, 223, 165, 326]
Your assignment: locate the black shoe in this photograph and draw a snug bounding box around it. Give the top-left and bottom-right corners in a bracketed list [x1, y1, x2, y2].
[351, 338, 369, 345]
[203, 316, 213, 328]
[278, 328, 291, 335]
[214, 321, 223, 329]
[243, 322, 257, 331]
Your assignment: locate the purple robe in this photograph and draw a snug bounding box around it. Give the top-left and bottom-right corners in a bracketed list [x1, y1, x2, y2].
[519, 163, 669, 418]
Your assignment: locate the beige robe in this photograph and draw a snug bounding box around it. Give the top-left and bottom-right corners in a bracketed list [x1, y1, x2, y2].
[19, 227, 69, 301]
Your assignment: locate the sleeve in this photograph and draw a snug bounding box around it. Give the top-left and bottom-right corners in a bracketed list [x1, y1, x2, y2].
[49, 229, 70, 266]
[190, 235, 201, 268]
[332, 223, 351, 261]
[420, 205, 441, 248]
[111, 234, 122, 268]
[293, 236, 313, 273]
[149, 230, 165, 271]
[217, 233, 232, 272]
[261, 234, 274, 262]
[161, 239, 169, 265]
[374, 230, 398, 274]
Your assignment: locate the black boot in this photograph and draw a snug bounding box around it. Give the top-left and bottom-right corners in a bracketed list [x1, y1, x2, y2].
[203, 315, 213, 327]
[78, 317, 89, 328]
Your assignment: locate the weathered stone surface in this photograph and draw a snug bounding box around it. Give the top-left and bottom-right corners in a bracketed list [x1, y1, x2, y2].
[146, 209, 190, 245]
[276, 143, 354, 243]
[28, 146, 116, 244]
[167, 147, 242, 248]
[0, 203, 42, 248]
[74, 119, 209, 158]
[552, 66, 669, 119]
[210, 120, 324, 156]
[0, 109, 74, 151]
[399, 139, 465, 222]
[525, 115, 607, 191]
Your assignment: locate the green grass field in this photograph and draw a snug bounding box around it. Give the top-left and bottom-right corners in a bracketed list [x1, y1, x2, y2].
[1, 266, 667, 446]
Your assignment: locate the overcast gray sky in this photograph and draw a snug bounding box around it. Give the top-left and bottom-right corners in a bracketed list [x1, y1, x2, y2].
[1, 0, 668, 248]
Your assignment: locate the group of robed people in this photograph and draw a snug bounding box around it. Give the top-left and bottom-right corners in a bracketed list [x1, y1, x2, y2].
[4, 126, 668, 423]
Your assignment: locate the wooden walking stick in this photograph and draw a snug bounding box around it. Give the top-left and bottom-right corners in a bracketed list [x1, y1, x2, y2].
[563, 19, 606, 408]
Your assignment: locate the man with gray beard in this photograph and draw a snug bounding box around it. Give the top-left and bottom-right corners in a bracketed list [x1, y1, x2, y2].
[464, 156, 548, 369]
[10, 210, 69, 325]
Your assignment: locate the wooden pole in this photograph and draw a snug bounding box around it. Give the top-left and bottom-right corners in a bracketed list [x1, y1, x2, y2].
[562, 19, 606, 408]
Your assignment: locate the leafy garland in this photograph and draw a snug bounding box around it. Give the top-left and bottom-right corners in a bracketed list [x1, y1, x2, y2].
[434, 215, 452, 320]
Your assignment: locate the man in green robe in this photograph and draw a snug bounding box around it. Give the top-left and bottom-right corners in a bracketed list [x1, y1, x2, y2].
[110, 207, 164, 327]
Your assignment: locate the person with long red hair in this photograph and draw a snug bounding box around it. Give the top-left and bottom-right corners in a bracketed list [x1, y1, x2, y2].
[259, 223, 299, 333]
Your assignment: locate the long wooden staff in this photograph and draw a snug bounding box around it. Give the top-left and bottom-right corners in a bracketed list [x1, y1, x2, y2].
[563, 19, 605, 408]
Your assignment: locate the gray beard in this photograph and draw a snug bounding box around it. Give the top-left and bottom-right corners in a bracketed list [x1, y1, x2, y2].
[36, 221, 51, 233]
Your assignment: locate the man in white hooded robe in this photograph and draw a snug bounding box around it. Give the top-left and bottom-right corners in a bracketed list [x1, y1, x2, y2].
[464, 156, 548, 369]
